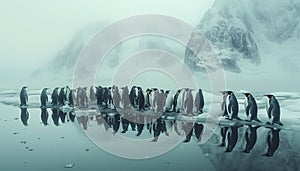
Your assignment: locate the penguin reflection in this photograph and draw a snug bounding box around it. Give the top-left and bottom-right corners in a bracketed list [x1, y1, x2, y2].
[112, 114, 121, 134]
[243, 125, 260, 153]
[77, 115, 89, 130]
[194, 123, 204, 142]
[183, 122, 194, 143]
[219, 127, 229, 147]
[225, 126, 241, 152]
[264, 128, 281, 157]
[121, 113, 136, 133]
[51, 108, 59, 126]
[69, 112, 76, 122]
[40, 108, 49, 126]
[20, 108, 29, 126]
[59, 110, 67, 123]
[152, 118, 167, 142]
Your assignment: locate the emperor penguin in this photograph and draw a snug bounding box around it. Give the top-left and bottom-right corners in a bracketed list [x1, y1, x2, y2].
[129, 86, 137, 107]
[51, 87, 59, 106]
[165, 90, 175, 112]
[226, 91, 241, 120]
[220, 91, 229, 117]
[137, 87, 145, 111]
[194, 89, 204, 114]
[20, 86, 28, 106]
[40, 88, 49, 107]
[184, 89, 194, 115]
[243, 93, 261, 122]
[264, 94, 283, 126]
[58, 87, 65, 105]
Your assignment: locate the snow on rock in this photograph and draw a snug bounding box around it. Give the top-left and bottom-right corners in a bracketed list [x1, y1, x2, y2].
[186, 0, 300, 73]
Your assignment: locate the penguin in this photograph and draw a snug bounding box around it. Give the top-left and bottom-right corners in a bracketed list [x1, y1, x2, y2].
[184, 89, 194, 115]
[40, 88, 48, 107]
[165, 90, 175, 112]
[51, 87, 59, 106]
[137, 87, 145, 111]
[156, 90, 166, 113]
[58, 87, 65, 106]
[194, 89, 204, 114]
[129, 86, 137, 107]
[90, 86, 96, 101]
[76, 87, 82, 105]
[220, 91, 229, 117]
[80, 87, 88, 108]
[65, 86, 71, 104]
[264, 128, 281, 157]
[95, 86, 103, 105]
[172, 89, 181, 112]
[121, 86, 131, 109]
[112, 86, 121, 109]
[69, 89, 75, 106]
[20, 86, 28, 106]
[243, 125, 260, 153]
[226, 91, 241, 120]
[144, 89, 151, 108]
[265, 94, 283, 126]
[243, 93, 261, 122]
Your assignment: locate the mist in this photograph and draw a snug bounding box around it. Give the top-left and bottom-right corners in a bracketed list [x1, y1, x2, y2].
[0, 0, 214, 89]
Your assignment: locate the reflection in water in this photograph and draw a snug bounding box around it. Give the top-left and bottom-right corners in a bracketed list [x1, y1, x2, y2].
[243, 125, 260, 153]
[225, 126, 242, 152]
[20, 108, 29, 126]
[51, 108, 59, 126]
[264, 128, 280, 157]
[40, 108, 48, 125]
[19, 106, 286, 160]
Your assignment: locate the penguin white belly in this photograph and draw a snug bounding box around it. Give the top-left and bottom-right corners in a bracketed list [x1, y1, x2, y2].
[165, 91, 174, 111]
[192, 91, 198, 113]
[176, 91, 184, 112]
[226, 95, 231, 117]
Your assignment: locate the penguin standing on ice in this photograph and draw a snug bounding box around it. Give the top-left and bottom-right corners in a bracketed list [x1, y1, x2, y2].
[58, 87, 65, 106]
[20, 86, 28, 106]
[137, 87, 145, 111]
[121, 86, 131, 108]
[195, 89, 204, 114]
[243, 93, 261, 122]
[264, 95, 283, 126]
[40, 88, 48, 107]
[51, 87, 59, 106]
[220, 91, 228, 117]
[184, 89, 194, 115]
[90, 86, 96, 101]
[226, 91, 241, 120]
[129, 86, 137, 107]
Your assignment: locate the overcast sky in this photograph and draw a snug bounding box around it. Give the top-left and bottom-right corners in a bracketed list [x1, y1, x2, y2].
[0, 0, 213, 75]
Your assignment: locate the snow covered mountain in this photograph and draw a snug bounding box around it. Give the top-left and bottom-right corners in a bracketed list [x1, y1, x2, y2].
[185, 0, 300, 73]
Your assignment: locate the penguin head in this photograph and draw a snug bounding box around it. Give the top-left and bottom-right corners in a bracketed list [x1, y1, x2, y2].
[243, 93, 251, 97]
[227, 91, 233, 95]
[165, 90, 170, 94]
[43, 88, 49, 92]
[22, 86, 28, 89]
[264, 94, 274, 99]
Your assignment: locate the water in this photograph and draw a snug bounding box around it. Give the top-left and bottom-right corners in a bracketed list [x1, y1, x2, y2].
[1, 91, 300, 171]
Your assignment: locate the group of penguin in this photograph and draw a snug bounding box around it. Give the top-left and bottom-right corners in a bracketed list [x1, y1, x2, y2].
[20, 85, 283, 126]
[220, 91, 283, 126]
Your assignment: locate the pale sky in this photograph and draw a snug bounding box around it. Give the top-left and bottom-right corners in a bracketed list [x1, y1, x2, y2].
[0, 0, 214, 73]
